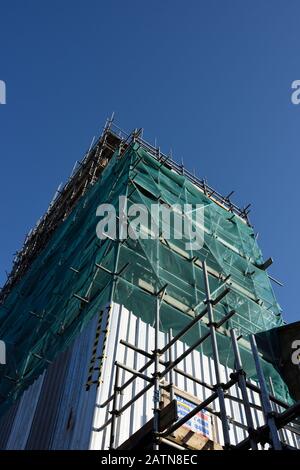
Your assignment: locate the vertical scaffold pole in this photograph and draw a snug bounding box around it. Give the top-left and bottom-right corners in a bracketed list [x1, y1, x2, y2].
[250, 335, 282, 450]
[230, 329, 258, 449]
[269, 376, 287, 445]
[153, 295, 161, 451]
[202, 260, 231, 447]
[168, 329, 175, 402]
[109, 363, 120, 449]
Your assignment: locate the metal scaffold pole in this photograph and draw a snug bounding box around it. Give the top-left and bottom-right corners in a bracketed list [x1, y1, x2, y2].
[269, 376, 287, 445]
[109, 363, 120, 449]
[230, 329, 258, 449]
[168, 329, 175, 402]
[202, 260, 231, 447]
[250, 334, 282, 450]
[153, 295, 161, 451]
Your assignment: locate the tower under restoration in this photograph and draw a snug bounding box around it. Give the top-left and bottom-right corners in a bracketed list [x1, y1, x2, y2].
[0, 120, 299, 450]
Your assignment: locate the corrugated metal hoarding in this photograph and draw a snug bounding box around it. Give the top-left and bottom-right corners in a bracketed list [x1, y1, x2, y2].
[0, 303, 299, 450]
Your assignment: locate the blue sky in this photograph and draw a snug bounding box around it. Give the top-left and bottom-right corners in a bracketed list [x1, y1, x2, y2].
[0, 0, 299, 323]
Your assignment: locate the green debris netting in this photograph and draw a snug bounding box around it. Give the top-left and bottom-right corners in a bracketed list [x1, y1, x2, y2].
[0, 142, 292, 415]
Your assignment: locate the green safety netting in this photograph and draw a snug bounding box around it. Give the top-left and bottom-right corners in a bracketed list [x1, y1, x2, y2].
[0, 141, 292, 416]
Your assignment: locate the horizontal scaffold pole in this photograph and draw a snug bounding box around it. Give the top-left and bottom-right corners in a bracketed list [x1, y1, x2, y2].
[159, 287, 230, 355]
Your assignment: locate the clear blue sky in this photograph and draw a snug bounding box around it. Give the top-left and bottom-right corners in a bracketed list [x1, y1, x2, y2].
[0, 1, 299, 323]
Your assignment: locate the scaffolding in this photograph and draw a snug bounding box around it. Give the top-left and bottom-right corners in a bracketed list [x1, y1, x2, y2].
[98, 261, 300, 450]
[0, 119, 250, 304]
[0, 119, 299, 449]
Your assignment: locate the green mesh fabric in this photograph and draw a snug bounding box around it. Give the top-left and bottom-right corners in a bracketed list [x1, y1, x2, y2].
[0, 141, 291, 416]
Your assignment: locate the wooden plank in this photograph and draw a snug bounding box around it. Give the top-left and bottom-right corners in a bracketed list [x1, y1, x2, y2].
[118, 400, 177, 450]
[169, 427, 223, 450]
